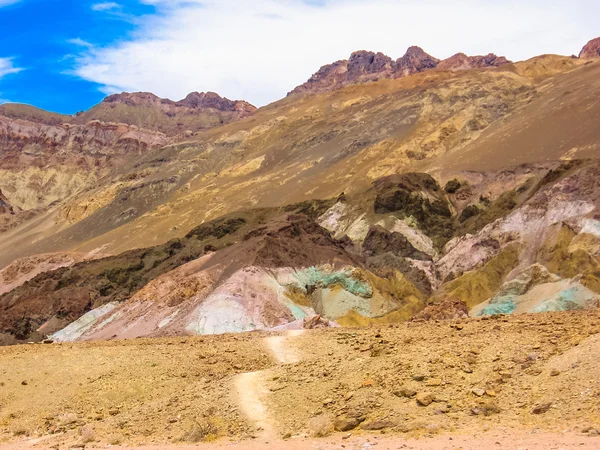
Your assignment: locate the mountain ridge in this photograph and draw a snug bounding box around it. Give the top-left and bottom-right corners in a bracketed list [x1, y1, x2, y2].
[289, 45, 511, 96]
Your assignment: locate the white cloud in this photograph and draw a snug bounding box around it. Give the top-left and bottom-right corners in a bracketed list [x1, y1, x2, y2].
[0, 0, 21, 6]
[67, 38, 94, 48]
[0, 57, 23, 79]
[91, 2, 121, 12]
[73, 0, 600, 106]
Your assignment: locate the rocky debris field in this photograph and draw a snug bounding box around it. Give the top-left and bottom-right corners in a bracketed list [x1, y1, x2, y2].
[1, 310, 599, 449]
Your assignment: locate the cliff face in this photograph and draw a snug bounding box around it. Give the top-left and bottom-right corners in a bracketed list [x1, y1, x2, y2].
[0, 114, 169, 218]
[289, 46, 510, 95]
[579, 37, 600, 58]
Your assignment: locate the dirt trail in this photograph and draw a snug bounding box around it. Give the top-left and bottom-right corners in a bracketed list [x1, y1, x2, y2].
[233, 330, 305, 440]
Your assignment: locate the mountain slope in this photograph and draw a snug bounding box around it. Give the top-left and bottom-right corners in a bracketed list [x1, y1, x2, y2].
[0, 39, 599, 345]
[1, 54, 591, 268]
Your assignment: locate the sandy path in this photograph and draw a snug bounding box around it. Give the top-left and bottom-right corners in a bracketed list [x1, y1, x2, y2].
[233, 330, 305, 440]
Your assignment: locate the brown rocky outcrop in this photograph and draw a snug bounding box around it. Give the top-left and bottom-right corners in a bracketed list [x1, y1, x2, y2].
[438, 53, 510, 71]
[104, 91, 256, 117]
[410, 296, 469, 321]
[394, 46, 440, 77]
[289, 45, 509, 95]
[347, 51, 394, 81]
[579, 37, 600, 58]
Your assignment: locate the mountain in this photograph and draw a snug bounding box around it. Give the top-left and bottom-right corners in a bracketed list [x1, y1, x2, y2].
[75, 91, 257, 136]
[0, 38, 600, 346]
[579, 37, 600, 58]
[0, 91, 255, 234]
[289, 46, 510, 95]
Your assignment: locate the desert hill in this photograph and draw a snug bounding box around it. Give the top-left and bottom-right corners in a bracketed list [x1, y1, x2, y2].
[0, 39, 599, 346]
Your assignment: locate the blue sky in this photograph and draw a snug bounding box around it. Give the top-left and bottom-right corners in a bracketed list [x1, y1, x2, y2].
[0, 0, 158, 113]
[1, 0, 599, 114]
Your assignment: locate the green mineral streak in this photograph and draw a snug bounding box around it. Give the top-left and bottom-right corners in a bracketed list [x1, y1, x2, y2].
[533, 287, 586, 313]
[296, 267, 373, 298]
[284, 301, 309, 320]
[478, 296, 517, 316]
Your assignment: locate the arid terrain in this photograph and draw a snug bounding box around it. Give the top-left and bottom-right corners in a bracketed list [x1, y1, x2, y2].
[0, 35, 600, 449]
[1, 311, 600, 449]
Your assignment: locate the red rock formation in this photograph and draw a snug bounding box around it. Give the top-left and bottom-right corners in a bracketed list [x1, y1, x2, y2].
[0, 115, 169, 167]
[289, 60, 349, 95]
[579, 37, 600, 58]
[438, 53, 510, 71]
[104, 91, 256, 117]
[410, 296, 469, 322]
[394, 46, 440, 77]
[347, 51, 394, 81]
[289, 46, 509, 96]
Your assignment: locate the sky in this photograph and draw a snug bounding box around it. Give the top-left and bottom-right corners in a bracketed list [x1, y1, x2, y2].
[0, 0, 598, 114]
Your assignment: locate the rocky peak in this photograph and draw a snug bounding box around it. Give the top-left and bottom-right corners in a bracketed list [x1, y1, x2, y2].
[438, 52, 510, 71]
[103, 92, 162, 107]
[288, 60, 349, 96]
[103, 91, 256, 113]
[175, 91, 256, 113]
[394, 46, 440, 77]
[579, 37, 600, 58]
[290, 45, 508, 96]
[347, 51, 394, 81]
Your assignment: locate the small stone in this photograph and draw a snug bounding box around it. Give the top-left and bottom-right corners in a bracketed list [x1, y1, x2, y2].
[532, 403, 552, 415]
[416, 392, 434, 406]
[486, 390, 497, 397]
[21, 380, 28, 386]
[362, 379, 375, 387]
[334, 417, 362, 432]
[43, 339, 54, 344]
[412, 374, 426, 382]
[435, 404, 451, 414]
[322, 398, 334, 405]
[471, 388, 486, 397]
[550, 369, 560, 377]
[426, 378, 442, 387]
[394, 387, 417, 398]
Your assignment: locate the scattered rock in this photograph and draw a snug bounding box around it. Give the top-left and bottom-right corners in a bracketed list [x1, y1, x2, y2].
[532, 403, 552, 415]
[471, 388, 486, 397]
[425, 378, 442, 387]
[394, 387, 417, 398]
[416, 392, 434, 406]
[334, 417, 362, 432]
[360, 419, 395, 431]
